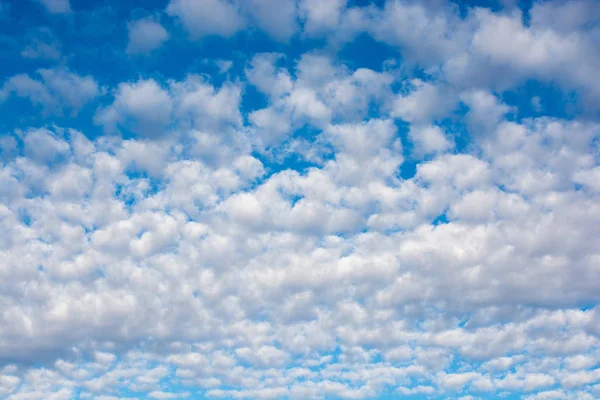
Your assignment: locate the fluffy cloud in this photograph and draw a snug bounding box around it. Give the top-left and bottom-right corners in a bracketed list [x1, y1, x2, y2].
[338, 0, 600, 110]
[1, 68, 99, 116]
[392, 79, 456, 124]
[299, 0, 347, 35]
[166, 0, 298, 41]
[2, 98, 600, 398]
[2, 1, 600, 399]
[370, 0, 467, 64]
[246, 52, 393, 149]
[166, 0, 245, 39]
[126, 17, 170, 55]
[238, 0, 298, 42]
[465, 8, 600, 98]
[95, 79, 173, 135]
[409, 124, 454, 155]
[95, 75, 242, 139]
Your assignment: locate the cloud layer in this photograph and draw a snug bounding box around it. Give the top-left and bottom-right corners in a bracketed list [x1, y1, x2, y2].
[1, 0, 600, 399]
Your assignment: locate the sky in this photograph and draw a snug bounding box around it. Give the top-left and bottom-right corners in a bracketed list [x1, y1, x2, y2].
[0, 0, 600, 399]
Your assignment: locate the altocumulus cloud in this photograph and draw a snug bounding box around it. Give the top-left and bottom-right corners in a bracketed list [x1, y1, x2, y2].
[1, 0, 600, 399]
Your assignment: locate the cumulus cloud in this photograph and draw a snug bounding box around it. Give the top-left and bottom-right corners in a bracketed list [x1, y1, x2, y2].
[166, 0, 246, 39]
[1, 68, 99, 116]
[3, 99, 600, 396]
[366, 0, 471, 67]
[95, 75, 242, 139]
[392, 79, 457, 124]
[166, 0, 299, 42]
[34, 0, 71, 14]
[2, 1, 600, 400]
[238, 0, 298, 42]
[338, 0, 600, 109]
[245, 52, 393, 149]
[467, 8, 600, 96]
[95, 79, 173, 136]
[299, 0, 348, 35]
[126, 16, 170, 55]
[409, 124, 454, 155]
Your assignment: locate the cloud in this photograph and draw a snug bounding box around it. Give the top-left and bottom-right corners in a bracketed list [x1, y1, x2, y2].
[370, 0, 467, 64]
[409, 124, 454, 155]
[447, 7, 600, 107]
[469, 8, 599, 92]
[166, 0, 298, 41]
[5, 70, 599, 400]
[21, 27, 62, 61]
[95, 79, 173, 136]
[2, 1, 600, 400]
[245, 52, 393, 149]
[1, 68, 99, 116]
[351, 0, 600, 109]
[95, 75, 242, 138]
[392, 79, 457, 124]
[460, 90, 512, 135]
[148, 391, 190, 399]
[238, 0, 298, 42]
[126, 16, 170, 55]
[35, 0, 71, 14]
[22, 127, 70, 164]
[166, 0, 245, 39]
[530, 0, 600, 33]
[299, 0, 347, 35]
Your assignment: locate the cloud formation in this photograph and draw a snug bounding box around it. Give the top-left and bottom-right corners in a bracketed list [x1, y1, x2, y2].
[126, 17, 170, 55]
[1, 68, 99, 116]
[1, 1, 600, 399]
[34, 0, 71, 14]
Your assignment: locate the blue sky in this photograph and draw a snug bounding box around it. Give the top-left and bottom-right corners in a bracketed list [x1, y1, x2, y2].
[1, 0, 600, 399]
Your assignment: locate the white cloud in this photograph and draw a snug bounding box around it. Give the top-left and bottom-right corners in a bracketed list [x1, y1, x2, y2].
[2, 3, 600, 400]
[468, 8, 598, 90]
[344, 0, 600, 109]
[530, 0, 600, 33]
[170, 74, 242, 130]
[166, 0, 245, 39]
[148, 391, 190, 399]
[246, 52, 393, 149]
[392, 79, 456, 124]
[244, 53, 293, 98]
[299, 0, 347, 35]
[239, 0, 298, 42]
[370, 0, 467, 64]
[96, 75, 242, 138]
[409, 124, 454, 155]
[448, 8, 600, 105]
[0, 375, 20, 397]
[460, 90, 512, 135]
[126, 17, 170, 55]
[235, 346, 289, 368]
[23, 128, 70, 164]
[167, 0, 299, 42]
[574, 166, 600, 192]
[1, 68, 99, 116]
[95, 78, 173, 136]
[35, 0, 71, 14]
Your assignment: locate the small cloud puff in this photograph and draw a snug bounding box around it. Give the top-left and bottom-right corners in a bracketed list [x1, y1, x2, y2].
[126, 16, 170, 55]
